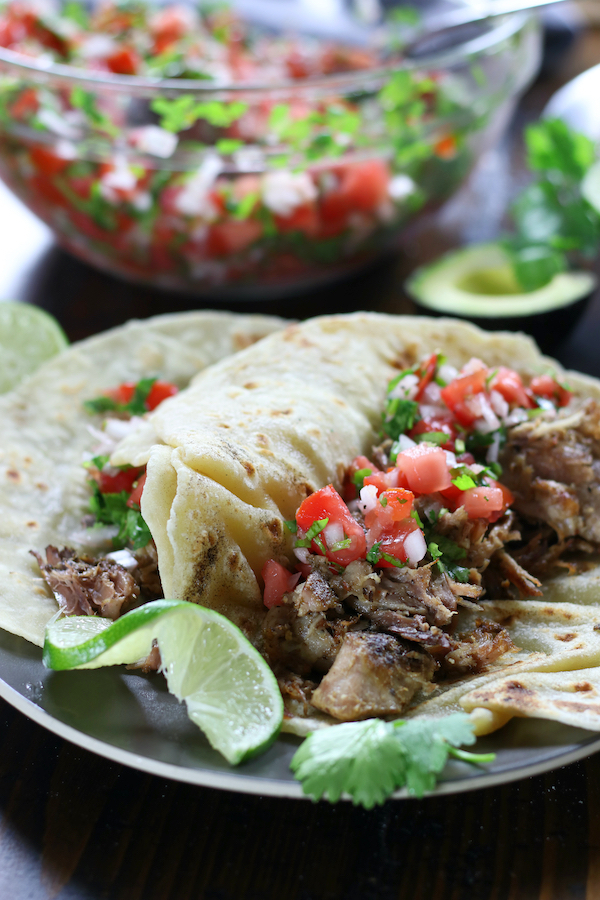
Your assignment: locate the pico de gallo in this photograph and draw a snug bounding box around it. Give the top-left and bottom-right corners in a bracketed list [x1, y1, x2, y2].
[263, 354, 573, 609]
[82, 375, 178, 552]
[0, 0, 534, 291]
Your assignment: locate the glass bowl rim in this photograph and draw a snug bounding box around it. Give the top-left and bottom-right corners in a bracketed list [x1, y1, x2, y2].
[0, 10, 531, 97]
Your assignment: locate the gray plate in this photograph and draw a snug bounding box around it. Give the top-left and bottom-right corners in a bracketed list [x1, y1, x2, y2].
[1, 628, 600, 798]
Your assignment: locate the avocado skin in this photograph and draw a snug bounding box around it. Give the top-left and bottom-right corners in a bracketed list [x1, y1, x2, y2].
[409, 291, 593, 354]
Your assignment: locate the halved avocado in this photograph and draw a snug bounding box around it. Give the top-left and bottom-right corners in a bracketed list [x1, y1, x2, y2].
[406, 243, 597, 352]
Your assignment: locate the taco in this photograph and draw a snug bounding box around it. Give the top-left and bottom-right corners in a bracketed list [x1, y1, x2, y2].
[12, 312, 600, 738]
[95, 312, 600, 736]
[0, 310, 285, 646]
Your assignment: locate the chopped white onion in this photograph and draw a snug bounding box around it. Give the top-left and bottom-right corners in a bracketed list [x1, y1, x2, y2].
[504, 407, 530, 427]
[395, 434, 416, 453]
[445, 450, 457, 468]
[104, 415, 145, 441]
[486, 432, 501, 464]
[421, 382, 441, 404]
[489, 389, 509, 419]
[358, 484, 378, 516]
[261, 170, 317, 217]
[324, 521, 344, 547]
[404, 529, 427, 566]
[293, 548, 310, 564]
[437, 363, 458, 385]
[460, 358, 486, 377]
[388, 373, 418, 401]
[388, 173, 416, 201]
[106, 549, 138, 570]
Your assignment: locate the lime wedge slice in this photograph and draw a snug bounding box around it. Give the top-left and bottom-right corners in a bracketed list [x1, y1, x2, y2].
[44, 600, 283, 765]
[0, 301, 68, 394]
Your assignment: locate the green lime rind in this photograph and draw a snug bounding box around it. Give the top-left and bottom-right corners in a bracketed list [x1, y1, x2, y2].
[43, 600, 283, 765]
[0, 301, 69, 394]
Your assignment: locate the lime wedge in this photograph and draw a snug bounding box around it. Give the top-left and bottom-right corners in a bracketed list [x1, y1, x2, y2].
[0, 301, 68, 394]
[44, 600, 283, 765]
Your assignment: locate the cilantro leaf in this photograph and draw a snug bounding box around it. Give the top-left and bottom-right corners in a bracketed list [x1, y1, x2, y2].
[88, 482, 151, 550]
[291, 713, 488, 807]
[383, 398, 420, 440]
[452, 472, 477, 491]
[84, 378, 156, 417]
[352, 467, 372, 492]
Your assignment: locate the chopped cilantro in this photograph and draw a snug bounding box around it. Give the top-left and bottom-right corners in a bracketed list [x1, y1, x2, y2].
[290, 713, 493, 807]
[380, 496, 388, 507]
[383, 398, 420, 441]
[295, 517, 329, 554]
[330, 537, 352, 552]
[452, 471, 477, 491]
[410, 509, 424, 528]
[412, 431, 447, 446]
[366, 542, 382, 565]
[381, 552, 404, 568]
[88, 482, 151, 550]
[284, 519, 298, 534]
[84, 378, 157, 417]
[352, 468, 372, 492]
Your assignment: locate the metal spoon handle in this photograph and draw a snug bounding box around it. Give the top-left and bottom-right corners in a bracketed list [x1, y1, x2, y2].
[428, 0, 567, 33]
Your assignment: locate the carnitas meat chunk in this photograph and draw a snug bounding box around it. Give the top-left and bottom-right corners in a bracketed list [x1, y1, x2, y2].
[310, 632, 435, 721]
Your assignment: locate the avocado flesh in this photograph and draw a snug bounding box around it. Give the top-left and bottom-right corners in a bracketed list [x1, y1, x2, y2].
[407, 243, 597, 318]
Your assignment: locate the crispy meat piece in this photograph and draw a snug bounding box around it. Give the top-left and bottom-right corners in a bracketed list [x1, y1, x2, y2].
[500, 399, 600, 542]
[132, 544, 162, 600]
[32, 546, 139, 619]
[442, 620, 514, 675]
[483, 548, 543, 599]
[311, 632, 435, 721]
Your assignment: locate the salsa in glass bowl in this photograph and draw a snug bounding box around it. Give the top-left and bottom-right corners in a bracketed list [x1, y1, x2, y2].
[0, 1, 542, 296]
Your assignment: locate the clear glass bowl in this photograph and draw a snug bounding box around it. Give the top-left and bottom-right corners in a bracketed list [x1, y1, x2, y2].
[0, 8, 541, 296]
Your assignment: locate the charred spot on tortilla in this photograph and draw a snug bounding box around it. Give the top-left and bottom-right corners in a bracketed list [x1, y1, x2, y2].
[263, 518, 284, 543]
[6, 469, 20, 482]
[255, 434, 270, 448]
[269, 409, 292, 417]
[242, 460, 256, 477]
[243, 382, 259, 390]
[555, 632, 577, 642]
[555, 699, 599, 714]
[505, 681, 534, 696]
[189, 538, 221, 600]
[26, 521, 37, 529]
[35, 482, 48, 491]
[227, 550, 242, 573]
[574, 682, 594, 692]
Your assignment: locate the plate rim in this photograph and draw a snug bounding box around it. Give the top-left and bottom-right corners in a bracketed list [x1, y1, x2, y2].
[2, 660, 600, 801]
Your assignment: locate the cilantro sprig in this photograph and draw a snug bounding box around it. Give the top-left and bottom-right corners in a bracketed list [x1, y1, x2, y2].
[88, 481, 151, 551]
[291, 713, 494, 807]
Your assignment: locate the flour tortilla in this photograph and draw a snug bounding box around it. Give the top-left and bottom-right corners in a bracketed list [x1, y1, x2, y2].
[109, 312, 600, 735]
[0, 310, 285, 646]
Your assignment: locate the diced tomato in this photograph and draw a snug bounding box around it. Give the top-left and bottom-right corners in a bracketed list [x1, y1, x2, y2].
[364, 487, 413, 529]
[105, 382, 136, 405]
[344, 455, 379, 499]
[489, 367, 534, 409]
[29, 145, 69, 177]
[9, 87, 38, 120]
[127, 471, 147, 508]
[395, 444, 452, 494]
[106, 45, 140, 75]
[285, 50, 311, 79]
[320, 160, 390, 225]
[295, 484, 366, 566]
[274, 202, 320, 238]
[460, 483, 506, 519]
[261, 559, 301, 609]
[98, 466, 142, 495]
[409, 413, 457, 450]
[529, 374, 572, 407]
[434, 134, 457, 160]
[367, 517, 421, 568]
[440, 368, 487, 428]
[28, 174, 67, 207]
[146, 380, 179, 410]
[207, 219, 263, 257]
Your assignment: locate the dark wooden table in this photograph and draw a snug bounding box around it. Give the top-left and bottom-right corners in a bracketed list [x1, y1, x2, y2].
[2, 27, 600, 900]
